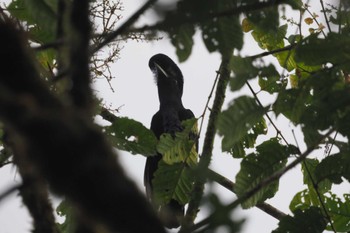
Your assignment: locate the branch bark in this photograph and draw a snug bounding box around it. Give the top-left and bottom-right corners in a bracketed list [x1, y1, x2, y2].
[180, 57, 231, 232]
[0, 11, 165, 233]
[68, 0, 94, 114]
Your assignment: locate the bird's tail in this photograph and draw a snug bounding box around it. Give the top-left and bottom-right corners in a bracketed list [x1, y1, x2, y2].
[159, 200, 184, 229]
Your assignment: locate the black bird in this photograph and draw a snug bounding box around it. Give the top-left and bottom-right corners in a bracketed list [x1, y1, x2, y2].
[144, 54, 195, 228]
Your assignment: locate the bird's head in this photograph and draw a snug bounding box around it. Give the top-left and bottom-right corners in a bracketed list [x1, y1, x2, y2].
[149, 53, 184, 97]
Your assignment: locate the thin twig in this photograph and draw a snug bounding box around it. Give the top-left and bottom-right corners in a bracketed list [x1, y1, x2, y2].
[327, 131, 338, 157]
[320, 0, 332, 33]
[198, 68, 220, 138]
[304, 4, 327, 37]
[245, 81, 289, 145]
[302, 158, 337, 232]
[247, 44, 296, 60]
[91, 0, 157, 54]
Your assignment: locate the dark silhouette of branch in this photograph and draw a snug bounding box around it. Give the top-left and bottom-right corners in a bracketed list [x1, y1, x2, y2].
[91, 0, 157, 54]
[304, 4, 327, 37]
[247, 44, 296, 60]
[180, 57, 231, 232]
[197, 68, 220, 138]
[18, 174, 59, 233]
[319, 0, 332, 32]
[68, 0, 94, 113]
[0, 11, 165, 233]
[208, 169, 287, 220]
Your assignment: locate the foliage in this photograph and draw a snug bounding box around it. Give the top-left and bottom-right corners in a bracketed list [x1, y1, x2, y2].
[272, 207, 327, 233]
[105, 117, 157, 156]
[1, 0, 350, 233]
[153, 119, 198, 205]
[235, 139, 292, 208]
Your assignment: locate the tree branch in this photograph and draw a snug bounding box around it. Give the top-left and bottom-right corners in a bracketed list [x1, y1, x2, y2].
[91, 0, 157, 54]
[68, 0, 94, 113]
[0, 15, 165, 233]
[319, 0, 332, 33]
[180, 57, 231, 232]
[208, 169, 287, 220]
[247, 44, 296, 60]
[187, 128, 334, 232]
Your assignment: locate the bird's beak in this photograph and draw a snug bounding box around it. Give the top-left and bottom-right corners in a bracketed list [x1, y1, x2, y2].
[154, 62, 169, 78]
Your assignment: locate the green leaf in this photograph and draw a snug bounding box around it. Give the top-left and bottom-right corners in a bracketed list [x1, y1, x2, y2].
[301, 158, 332, 194]
[229, 56, 259, 91]
[272, 207, 326, 233]
[258, 65, 287, 94]
[229, 117, 267, 158]
[235, 138, 290, 208]
[203, 194, 245, 233]
[290, 190, 350, 232]
[7, 0, 35, 24]
[105, 117, 157, 156]
[295, 33, 350, 71]
[289, 190, 312, 212]
[324, 193, 350, 232]
[251, 23, 287, 51]
[7, 0, 57, 43]
[246, 6, 280, 35]
[157, 118, 198, 165]
[200, 1, 243, 56]
[25, 0, 57, 32]
[315, 153, 350, 184]
[273, 88, 311, 124]
[283, 0, 303, 9]
[153, 160, 195, 205]
[153, 119, 198, 205]
[169, 24, 195, 62]
[274, 49, 297, 72]
[218, 96, 268, 152]
[56, 199, 76, 233]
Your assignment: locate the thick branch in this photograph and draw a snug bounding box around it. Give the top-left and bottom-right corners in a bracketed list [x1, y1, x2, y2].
[68, 0, 94, 113]
[0, 15, 165, 233]
[18, 173, 59, 233]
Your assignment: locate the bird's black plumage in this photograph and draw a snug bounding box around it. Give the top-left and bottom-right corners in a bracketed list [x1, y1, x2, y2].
[144, 54, 195, 228]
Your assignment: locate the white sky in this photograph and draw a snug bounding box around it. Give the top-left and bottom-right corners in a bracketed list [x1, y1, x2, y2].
[0, 1, 346, 233]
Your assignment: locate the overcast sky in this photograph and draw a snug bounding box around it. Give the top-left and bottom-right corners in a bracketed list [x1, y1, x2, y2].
[0, 1, 345, 233]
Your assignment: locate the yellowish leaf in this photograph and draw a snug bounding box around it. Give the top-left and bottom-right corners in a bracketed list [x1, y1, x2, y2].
[242, 18, 253, 33]
[304, 17, 313, 25]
